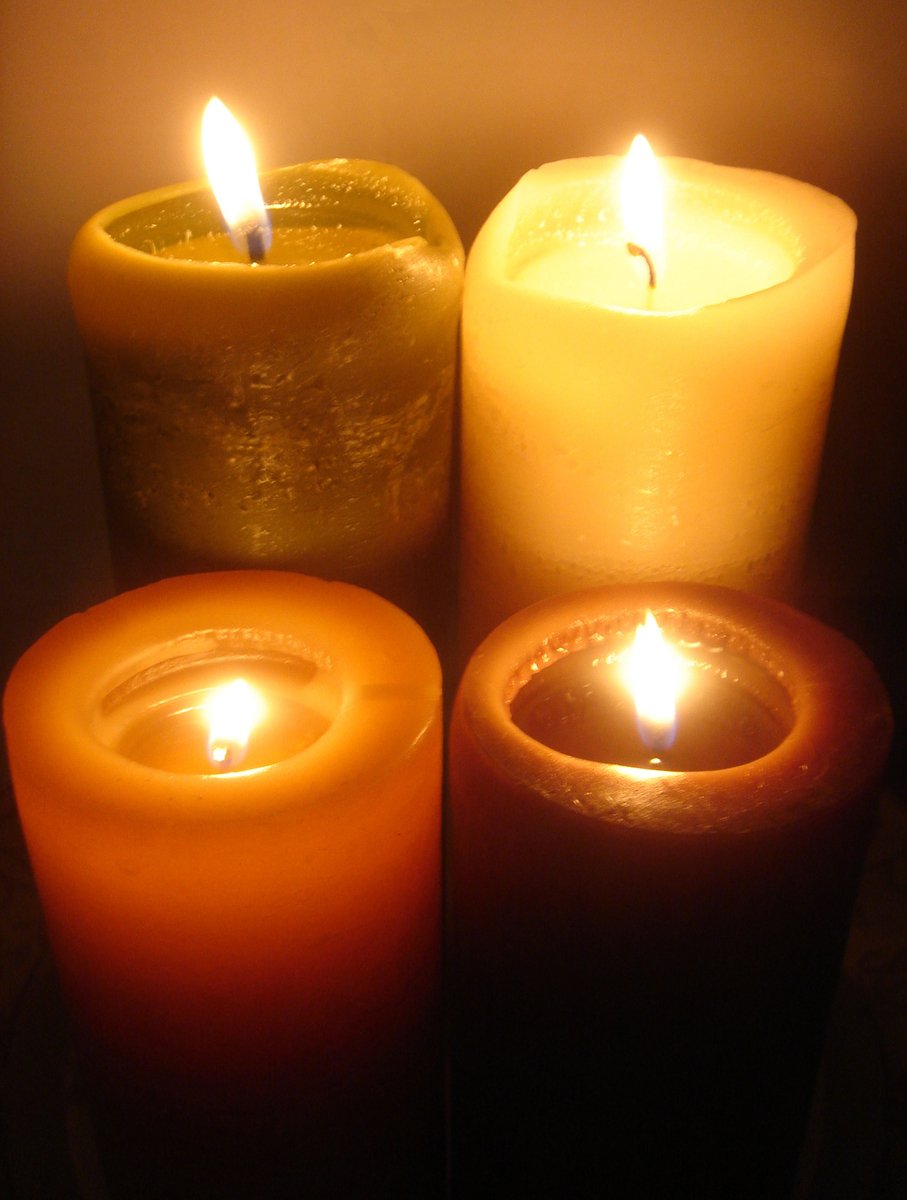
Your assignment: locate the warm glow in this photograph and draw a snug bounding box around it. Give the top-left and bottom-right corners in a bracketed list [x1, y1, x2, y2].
[621, 611, 687, 753]
[201, 97, 272, 261]
[620, 134, 666, 287]
[204, 678, 266, 771]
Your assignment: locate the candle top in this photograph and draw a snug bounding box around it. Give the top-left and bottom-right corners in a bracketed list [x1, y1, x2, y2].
[68, 153, 467, 348]
[510, 631, 791, 772]
[3, 572, 442, 819]
[95, 158, 463, 268]
[488, 155, 855, 315]
[455, 582, 891, 834]
[68, 157, 464, 348]
[514, 216, 795, 311]
[103, 654, 339, 775]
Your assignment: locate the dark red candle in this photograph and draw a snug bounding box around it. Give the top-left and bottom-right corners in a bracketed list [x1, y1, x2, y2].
[449, 582, 891, 1198]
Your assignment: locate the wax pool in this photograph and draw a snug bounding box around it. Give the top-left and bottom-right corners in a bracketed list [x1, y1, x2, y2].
[3, 571, 443, 1197]
[509, 633, 791, 770]
[449, 582, 891, 1198]
[68, 159, 464, 641]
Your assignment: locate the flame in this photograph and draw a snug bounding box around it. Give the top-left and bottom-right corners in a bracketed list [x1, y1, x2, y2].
[202, 97, 272, 261]
[621, 611, 687, 754]
[620, 134, 665, 287]
[204, 678, 265, 771]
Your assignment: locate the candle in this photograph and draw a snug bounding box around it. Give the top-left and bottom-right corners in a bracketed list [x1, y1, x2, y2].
[3, 571, 443, 1196]
[449, 582, 891, 1197]
[68, 102, 463, 642]
[459, 140, 856, 651]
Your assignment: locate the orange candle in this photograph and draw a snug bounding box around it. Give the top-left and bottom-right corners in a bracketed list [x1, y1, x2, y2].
[3, 571, 442, 1196]
[449, 582, 891, 1198]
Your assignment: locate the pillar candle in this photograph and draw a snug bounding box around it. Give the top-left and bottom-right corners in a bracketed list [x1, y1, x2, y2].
[449, 582, 890, 1198]
[460, 150, 856, 651]
[68, 157, 463, 641]
[3, 571, 442, 1198]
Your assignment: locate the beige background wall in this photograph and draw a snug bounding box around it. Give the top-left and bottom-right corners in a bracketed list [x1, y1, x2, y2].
[2, 0, 905, 692]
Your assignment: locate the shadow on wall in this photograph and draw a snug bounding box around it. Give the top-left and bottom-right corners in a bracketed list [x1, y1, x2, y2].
[804, 153, 907, 785]
[0, 299, 112, 698]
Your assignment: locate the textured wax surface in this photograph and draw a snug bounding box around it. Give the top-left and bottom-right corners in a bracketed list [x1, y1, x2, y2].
[90, 329, 452, 572]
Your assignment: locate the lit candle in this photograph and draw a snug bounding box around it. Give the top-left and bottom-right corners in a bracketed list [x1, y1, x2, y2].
[3, 571, 443, 1195]
[201, 97, 272, 264]
[459, 138, 856, 651]
[449, 582, 891, 1197]
[68, 101, 463, 641]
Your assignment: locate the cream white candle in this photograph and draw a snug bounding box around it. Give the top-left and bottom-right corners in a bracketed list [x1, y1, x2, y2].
[460, 147, 856, 652]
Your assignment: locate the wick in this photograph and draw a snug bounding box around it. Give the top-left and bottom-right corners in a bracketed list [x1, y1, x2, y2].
[208, 738, 246, 772]
[245, 225, 267, 265]
[627, 242, 657, 289]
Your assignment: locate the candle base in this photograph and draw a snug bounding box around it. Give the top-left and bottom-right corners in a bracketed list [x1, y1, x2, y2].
[0, 939, 894, 1200]
[450, 809, 867, 1200]
[79, 1047, 444, 1200]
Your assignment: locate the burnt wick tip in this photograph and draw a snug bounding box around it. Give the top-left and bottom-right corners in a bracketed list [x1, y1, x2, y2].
[246, 226, 268, 265]
[627, 242, 657, 289]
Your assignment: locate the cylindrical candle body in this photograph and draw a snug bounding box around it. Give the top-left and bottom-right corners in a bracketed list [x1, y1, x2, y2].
[460, 157, 856, 650]
[449, 583, 891, 1199]
[69, 160, 463, 643]
[4, 572, 443, 1198]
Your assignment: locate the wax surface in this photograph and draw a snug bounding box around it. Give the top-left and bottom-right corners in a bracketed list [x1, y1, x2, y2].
[159, 224, 391, 265]
[510, 637, 792, 770]
[460, 156, 856, 652]
[69, 160, 464, 642]
[449, 582, 891, 1197]
[4, 571, 443, 1195]
[516, 191, 795, 311]
[100, 655, 339, 772]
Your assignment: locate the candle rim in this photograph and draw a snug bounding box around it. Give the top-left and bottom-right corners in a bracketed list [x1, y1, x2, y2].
[97, 644, 340, 775]
[499, 601, 795, 762]
[455, 582, 891, 835]
[479, 154, 856, 318]
[67, 158, 465, 348]
[510, 615, 791, 772]
[3, 571, 442, 821]
[80, 158, 464, 270]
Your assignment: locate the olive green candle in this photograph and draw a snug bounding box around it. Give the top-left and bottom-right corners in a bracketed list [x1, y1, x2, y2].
[68, 159, 463, 636]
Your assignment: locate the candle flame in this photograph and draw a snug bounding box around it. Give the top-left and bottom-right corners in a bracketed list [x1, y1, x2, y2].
[204, 678, 265, 771]
[620, 134, 665, 288]
[621, 611, 687, 755]
[202, 97, 272, 262]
